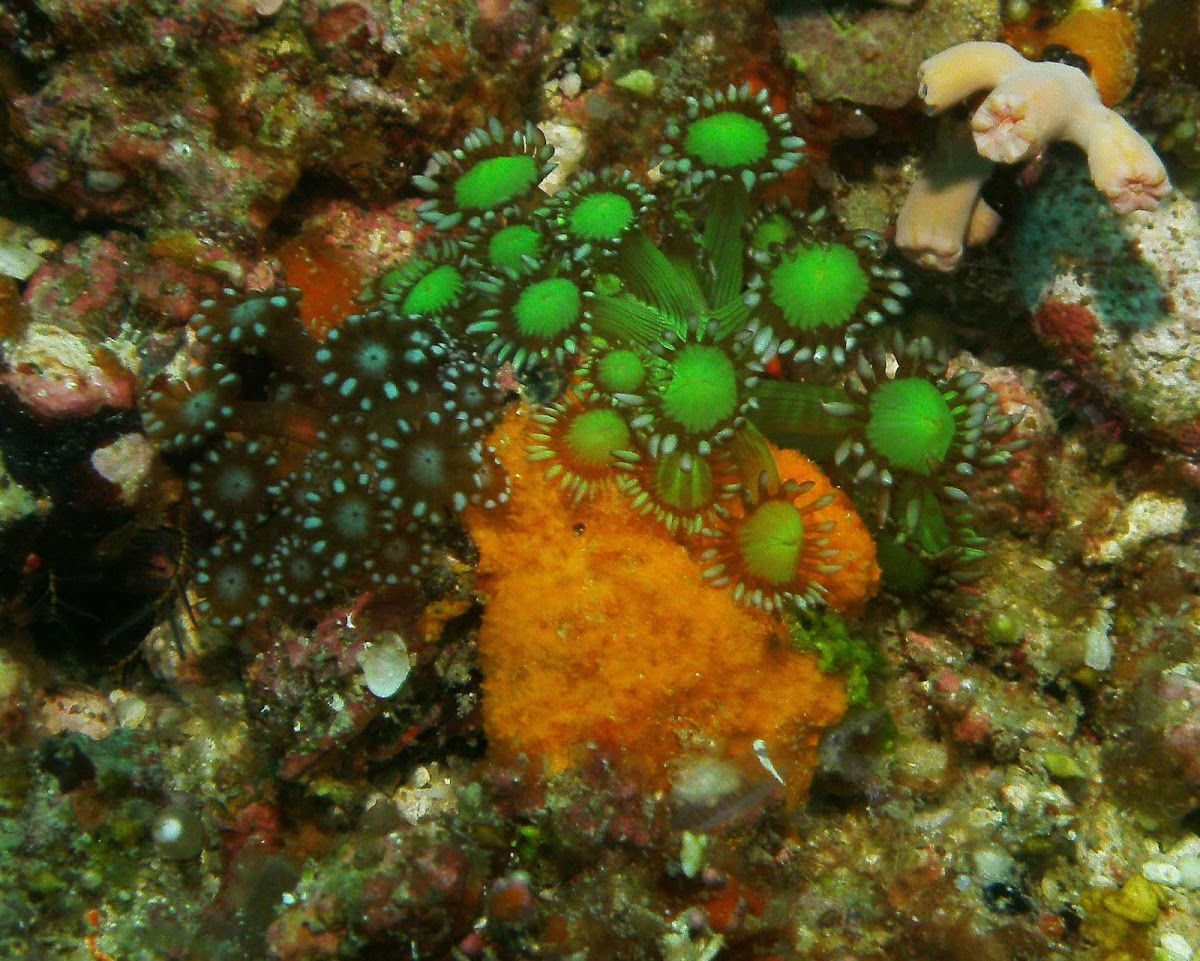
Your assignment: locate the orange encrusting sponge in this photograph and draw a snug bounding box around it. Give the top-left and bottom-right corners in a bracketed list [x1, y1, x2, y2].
[1044, 7, 1138, 107]
[758, 444, 881, 614]
[465, 407, 879, 798]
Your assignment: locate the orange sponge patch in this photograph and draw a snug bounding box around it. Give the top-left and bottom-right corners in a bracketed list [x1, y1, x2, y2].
[465, 408, 874, 797]
[772, 445, 881, 613]
[1044, 7, 1138, 107]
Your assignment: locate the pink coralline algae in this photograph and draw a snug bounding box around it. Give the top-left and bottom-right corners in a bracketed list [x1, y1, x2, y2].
[1, 232, 228, 420]
[1013, 165, 1200, 457]
[305, 0, 387, 76]
[1, 0, 546, 242]
[1, 329, 135, 420]
[1030, 302, 1098, 372]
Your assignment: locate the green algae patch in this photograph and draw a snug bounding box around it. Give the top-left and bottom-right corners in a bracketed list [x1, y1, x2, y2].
[787, 611, 883, 709]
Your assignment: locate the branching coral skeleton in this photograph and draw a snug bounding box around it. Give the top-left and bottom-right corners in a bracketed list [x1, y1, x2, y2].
[897, 41, 1172, 271]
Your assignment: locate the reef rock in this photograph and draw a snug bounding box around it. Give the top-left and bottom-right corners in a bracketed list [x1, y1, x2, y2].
[1013, 165, 1200, 456]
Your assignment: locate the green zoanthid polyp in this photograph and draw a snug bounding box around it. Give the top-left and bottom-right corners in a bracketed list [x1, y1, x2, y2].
[144, 84, 1025, 633]
[403, 81, 1021, 593]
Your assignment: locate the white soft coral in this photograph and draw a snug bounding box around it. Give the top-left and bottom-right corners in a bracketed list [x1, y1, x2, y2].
[896, 41, 1171, 271]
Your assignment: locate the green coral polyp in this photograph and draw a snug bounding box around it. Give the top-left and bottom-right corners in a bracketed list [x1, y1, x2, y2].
[865, 378, 955, 474]
[660, 345, 737, 434]
[378, 249, 468, 319]
[770, 243, 869, 330]
[662, 84, 805, 190]
[739, 500, 805, 585]
[685, 112, 770, 169]
[514, 277, 582, 340]
[594, 349, 646, 394]
[403, 264, 465, 315]
[454, 155, 541, 211]
[526, 393, 634, 502]
[542, 169, 653, 258]
[415, 119, 552, 229]
[696, 478, 840, 612]
[570, 192, 636, 240]
[750, 212, 796, 252]
[487, 224, 542, 272]
[817, 333, 1019, 587]
[566, 409, 632, 467]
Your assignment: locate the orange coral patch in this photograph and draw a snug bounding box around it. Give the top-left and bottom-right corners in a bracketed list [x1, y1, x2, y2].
[1001, 6, 1055, 60]
[465, 407, 869, 799]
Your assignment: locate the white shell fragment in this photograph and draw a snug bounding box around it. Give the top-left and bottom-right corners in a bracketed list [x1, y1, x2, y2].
[358, 632, 413, 698]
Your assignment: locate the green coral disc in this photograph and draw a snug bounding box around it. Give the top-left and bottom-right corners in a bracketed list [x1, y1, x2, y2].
[569, 192, 636, 241]
[565, 408, 632, 467]
[750, 212, 796, 252]
[212, 463, 259, 512]
[739, 500, 804, 585]
[595, 349, 646, 393]
[769, 243, 869, 330]
[399, 264, 465, 316]
[488, 224, 542, 272]
[513, 277, 582, 340]
[865, 378, 955, 475]
[330, 495, 373, 543]
[661, 344, 737, 434]
[455, 155, 541, 212]
[685, 112, 769, 169]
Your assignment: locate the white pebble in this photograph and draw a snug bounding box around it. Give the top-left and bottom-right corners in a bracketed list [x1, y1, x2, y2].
[559, 72, 582, 98]
[358, 633, 412, 698]
[973, 844, 1017, 883]
[1161, 932, 1194, 961]
[112, 694, 148, 729]
[1177, 856, 1200, 889]
[1143, 861, 1182, 886]
[1083, 609, 1114, 671]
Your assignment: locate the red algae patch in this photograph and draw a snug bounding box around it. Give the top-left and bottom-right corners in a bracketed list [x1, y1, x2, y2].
[278, 235, 365, 340]
[466, 407, 862, 797]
